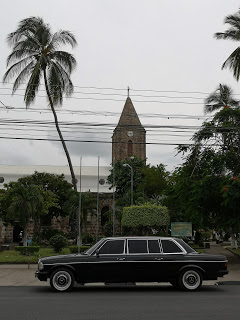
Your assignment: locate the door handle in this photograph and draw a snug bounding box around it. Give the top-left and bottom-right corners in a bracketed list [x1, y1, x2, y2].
[117, 258, 126, 261]
[155, 258, 163, 261]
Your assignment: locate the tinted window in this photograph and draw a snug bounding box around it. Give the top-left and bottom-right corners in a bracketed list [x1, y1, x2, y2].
[148, 240, 160, 253]
[99, 240, 124, 254]
[128, 240, 148, 253]
[161, 240, 183, 253]
[175, 239, 196, 253]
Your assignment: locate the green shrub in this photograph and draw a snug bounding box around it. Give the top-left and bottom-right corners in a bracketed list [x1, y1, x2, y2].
[69, 246, 90, 253]
[122, 205, 169, 228]
[49, 235, 67, 253]
[33, 228, 65, 245]
[15, 246, 40, 255]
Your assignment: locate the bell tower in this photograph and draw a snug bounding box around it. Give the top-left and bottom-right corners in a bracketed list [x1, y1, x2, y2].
[112, 96, 146, 162]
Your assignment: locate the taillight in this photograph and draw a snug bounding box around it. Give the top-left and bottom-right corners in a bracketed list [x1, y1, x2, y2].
[225, 261, 228, 268]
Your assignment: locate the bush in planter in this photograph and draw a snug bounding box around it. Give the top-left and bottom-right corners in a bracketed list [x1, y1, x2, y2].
[49, 234, 67, 253]
[15, 246, 40, 255]
[69, 246, 90, 253]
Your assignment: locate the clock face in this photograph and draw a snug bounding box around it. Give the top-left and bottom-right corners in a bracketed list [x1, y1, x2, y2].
[127, 131, 133, 137]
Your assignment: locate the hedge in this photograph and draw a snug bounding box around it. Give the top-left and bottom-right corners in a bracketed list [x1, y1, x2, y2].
[121, 204, 169, 227]
[69, 246, 90, 253]
[15, 246, 40, 255]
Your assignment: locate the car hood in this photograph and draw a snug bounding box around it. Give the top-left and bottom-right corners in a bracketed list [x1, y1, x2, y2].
[40, 253, 88, 264]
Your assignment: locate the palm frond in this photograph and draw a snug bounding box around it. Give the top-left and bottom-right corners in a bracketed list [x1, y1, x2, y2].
[50, 51, 76, 73]
[7, 48, 37, 66]
[204, 84, 239, 114]
[12, 61, 36, 92]
[214, 30, 240, 41]
[7, 17, 44, 45]
[50, 30, 77, 49]
[24, 61, 42, 106]
[222, 47, 240, 80]
[3, 55, 36, 83]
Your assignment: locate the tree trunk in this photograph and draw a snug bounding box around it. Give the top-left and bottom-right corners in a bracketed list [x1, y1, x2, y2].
[23, 226, 27, 247]
[43, 69, 77, 191]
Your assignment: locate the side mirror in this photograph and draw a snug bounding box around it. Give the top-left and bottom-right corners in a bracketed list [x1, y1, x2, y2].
[96, 249, 100, 257]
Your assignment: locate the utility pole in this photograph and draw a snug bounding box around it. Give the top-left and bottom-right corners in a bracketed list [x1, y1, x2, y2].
[96, 156, 100, 240]
[77, 156, 82, 253]
[112, 157, 115, 236]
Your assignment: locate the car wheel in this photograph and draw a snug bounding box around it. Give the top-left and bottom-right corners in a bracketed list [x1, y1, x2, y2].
[179, 269, 202, 291]
[50, 268, 75, 292]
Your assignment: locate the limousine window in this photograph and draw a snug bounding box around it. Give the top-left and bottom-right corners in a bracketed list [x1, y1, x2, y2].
[161, 240, 183, 253]
[128, 240, 148, 254]
[99, 240, 125, 254]
[175, 238, 196, 253]
[148, 240, 160, 253]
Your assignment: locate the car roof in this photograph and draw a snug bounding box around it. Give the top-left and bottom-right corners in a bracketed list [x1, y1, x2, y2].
[104, 236, 177, 241]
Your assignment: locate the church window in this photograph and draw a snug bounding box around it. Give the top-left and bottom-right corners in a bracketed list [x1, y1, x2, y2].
[127, 140, 133, 156]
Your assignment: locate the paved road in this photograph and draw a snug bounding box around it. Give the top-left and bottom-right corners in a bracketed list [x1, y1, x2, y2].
[0, 285, 239, 320]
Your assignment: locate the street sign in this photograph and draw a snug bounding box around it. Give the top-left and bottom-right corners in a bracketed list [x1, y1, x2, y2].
[171, 222, 192, 237]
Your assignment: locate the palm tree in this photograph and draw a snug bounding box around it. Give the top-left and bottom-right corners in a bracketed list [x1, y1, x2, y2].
[7, 183, 48, 246]
[214, 10, 240, 81]
[204, 84, 239, 114]
[3, 17, 78, 190]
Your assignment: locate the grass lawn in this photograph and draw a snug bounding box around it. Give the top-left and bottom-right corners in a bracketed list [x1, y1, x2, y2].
[0, 247, 71, 264]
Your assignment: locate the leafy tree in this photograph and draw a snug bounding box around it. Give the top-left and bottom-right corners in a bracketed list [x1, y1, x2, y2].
[19, 171, 74, 218]
[107, 157, 147, 205]
[204, 84, 239, 114]
[3, 17, 78, 190]
[139, 164, 170, 199]
[165, 96, 240, 247]
[0, 182, 56, 245]
[215, 9, 240, 81]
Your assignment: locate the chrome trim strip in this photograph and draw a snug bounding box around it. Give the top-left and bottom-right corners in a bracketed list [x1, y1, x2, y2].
[43, 260, 228, 266]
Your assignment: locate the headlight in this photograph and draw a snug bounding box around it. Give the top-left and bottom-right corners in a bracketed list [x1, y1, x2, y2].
[38, 260, 44, 271]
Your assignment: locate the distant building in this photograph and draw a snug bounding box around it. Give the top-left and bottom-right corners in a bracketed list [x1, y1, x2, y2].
[112, 97, 146, 162]
[0, 96, 147, 244]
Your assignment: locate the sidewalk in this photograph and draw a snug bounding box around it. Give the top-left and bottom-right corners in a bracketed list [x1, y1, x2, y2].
[0, 243, 239, 286]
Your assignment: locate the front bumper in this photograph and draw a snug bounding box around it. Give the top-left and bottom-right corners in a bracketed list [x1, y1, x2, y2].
[35, 270, 48, 281]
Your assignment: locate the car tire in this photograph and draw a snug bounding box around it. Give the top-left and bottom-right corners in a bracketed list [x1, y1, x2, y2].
[50, 268, 75, 292]
[178, 269, 202, 291]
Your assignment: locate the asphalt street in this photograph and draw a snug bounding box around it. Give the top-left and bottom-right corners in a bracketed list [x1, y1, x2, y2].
[0, 285, 239, 320]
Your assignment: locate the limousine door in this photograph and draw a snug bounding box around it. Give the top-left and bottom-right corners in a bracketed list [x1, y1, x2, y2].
[86, 239, 127, 282]
[125, 239, 166, 282]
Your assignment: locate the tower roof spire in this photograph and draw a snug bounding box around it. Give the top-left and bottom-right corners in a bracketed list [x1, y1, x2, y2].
[117, 96, 142, 127]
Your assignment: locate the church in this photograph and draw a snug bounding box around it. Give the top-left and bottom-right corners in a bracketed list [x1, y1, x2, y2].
[0, 96, 146, 243]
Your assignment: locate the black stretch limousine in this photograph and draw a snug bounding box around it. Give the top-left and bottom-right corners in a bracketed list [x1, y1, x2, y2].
[35, 237, 228, 292]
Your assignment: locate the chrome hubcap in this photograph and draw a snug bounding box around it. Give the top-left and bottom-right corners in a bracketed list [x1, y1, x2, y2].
[183, 271, 200, 290]
[53, 271, 72, 291]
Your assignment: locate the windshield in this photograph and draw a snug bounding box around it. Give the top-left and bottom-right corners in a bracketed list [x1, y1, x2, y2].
[84, 239, 105, 255]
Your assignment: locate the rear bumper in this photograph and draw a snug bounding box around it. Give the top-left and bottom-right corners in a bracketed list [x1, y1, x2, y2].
[35, 270, 48, 281]
[217, 270, 229, 277]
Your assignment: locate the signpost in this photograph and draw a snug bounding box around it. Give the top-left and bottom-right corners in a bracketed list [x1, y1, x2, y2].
[171, 222, 192, 237]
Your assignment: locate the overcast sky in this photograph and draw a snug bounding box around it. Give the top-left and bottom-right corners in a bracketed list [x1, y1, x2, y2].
[0, 0, 240, 172]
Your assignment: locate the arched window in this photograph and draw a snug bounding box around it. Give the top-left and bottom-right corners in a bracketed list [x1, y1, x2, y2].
[127, 140, 133, 156]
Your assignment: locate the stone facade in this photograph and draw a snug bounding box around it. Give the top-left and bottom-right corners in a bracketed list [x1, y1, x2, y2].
[112, 97, 146, 162]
